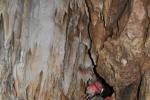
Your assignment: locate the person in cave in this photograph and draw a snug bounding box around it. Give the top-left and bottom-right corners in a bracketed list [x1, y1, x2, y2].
[78, 58, 114, 100]
[86, 78, 114, 100]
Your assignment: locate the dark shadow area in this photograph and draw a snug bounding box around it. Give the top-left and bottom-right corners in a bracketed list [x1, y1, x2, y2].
[88, 50, 114, 99]
[93, 67, 114, 98]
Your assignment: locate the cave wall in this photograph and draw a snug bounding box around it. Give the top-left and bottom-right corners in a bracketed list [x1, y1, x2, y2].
[0, 0, 149, 100]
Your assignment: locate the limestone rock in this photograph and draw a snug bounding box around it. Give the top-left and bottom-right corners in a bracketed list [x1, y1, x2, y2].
[0, 0, 150, 100]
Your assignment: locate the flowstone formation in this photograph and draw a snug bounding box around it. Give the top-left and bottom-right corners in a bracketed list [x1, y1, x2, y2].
[0, 0, 149, 100]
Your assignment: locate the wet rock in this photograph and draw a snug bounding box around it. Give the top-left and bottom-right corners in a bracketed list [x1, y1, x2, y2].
[0, 0, 150, 100]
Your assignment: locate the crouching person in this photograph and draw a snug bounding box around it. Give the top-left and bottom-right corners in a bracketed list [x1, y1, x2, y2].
[86, 79, 113, 100]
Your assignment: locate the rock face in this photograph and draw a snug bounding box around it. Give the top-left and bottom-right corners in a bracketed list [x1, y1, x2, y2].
[0, 0, 150, 100]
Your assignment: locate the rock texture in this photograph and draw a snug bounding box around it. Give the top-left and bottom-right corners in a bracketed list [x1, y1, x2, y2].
[0, 0, 150, 100]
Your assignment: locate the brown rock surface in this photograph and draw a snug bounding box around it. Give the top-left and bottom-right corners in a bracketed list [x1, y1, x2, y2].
[0, 0, 150, 100]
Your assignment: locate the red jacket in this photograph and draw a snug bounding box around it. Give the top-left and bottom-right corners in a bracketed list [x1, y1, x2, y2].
[86, 80, 103, 94]
[86, 80, 111, 100]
